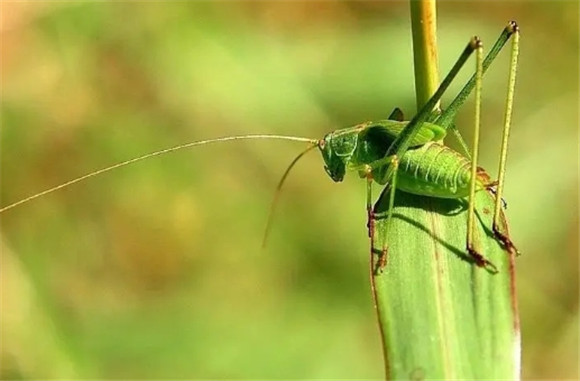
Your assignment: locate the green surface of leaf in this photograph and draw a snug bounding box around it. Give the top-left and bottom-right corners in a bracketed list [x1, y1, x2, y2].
[372, 189, 520, 379]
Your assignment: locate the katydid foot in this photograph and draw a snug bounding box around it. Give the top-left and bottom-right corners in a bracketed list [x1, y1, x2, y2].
[467, 246, 499, 274]
[371, 246, 389, 275]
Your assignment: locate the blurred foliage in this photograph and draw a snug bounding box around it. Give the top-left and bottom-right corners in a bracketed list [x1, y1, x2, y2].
[0, 1, 578, 379]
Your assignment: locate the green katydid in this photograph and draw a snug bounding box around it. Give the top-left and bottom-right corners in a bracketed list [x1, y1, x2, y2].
[0, 22, 520, 273]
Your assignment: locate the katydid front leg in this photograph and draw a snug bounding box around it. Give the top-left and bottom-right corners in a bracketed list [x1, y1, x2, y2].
[361, 156, 399, 274]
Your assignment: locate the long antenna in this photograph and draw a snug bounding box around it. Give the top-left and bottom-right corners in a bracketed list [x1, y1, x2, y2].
[1, 134, 318, 213]
[261, 142, 319, 248]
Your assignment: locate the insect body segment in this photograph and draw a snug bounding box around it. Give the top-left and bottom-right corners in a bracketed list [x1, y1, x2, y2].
[319, 120, 445, 183]
[396, 142, 492, 199]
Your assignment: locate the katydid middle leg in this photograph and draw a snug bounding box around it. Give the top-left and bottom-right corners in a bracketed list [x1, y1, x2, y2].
[364, 166, 387, 274]
[366, 109, 405, 272]
[365, 170, 379, 274]
[364, 166, 388, 275]
[435, 22, 520, 162]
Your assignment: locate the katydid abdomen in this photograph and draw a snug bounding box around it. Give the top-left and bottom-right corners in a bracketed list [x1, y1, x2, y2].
[395, 141, 491, 199]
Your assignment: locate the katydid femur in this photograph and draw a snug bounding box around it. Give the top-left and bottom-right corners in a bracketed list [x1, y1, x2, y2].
[0, 22, 520, 273]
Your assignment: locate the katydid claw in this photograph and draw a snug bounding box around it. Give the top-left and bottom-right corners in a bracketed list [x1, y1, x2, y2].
[493, 224, 521, 256]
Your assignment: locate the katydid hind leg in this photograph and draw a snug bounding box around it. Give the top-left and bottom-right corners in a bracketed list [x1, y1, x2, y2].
[434, 21, 519, 163]
[492, 24, 520, 256]
[436, 21, 520, 130]
[465, 36, 498, 273]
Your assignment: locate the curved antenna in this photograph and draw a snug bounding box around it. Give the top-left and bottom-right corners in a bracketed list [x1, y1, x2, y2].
[261, 142, 319, 248]
[1, 134, 318, 213]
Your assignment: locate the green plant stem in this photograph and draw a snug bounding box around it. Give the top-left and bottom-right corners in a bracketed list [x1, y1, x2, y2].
[410, 0, 440, 111]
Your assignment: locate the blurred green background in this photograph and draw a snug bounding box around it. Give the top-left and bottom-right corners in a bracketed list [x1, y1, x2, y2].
[1, 1, 578, 379]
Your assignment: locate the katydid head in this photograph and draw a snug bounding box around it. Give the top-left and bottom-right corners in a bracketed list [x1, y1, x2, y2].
[319, 139, 345, 182]
[318, 131, 357, 183]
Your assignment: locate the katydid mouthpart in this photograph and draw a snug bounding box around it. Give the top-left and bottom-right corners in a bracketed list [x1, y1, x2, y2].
[0, 22, 520, 273]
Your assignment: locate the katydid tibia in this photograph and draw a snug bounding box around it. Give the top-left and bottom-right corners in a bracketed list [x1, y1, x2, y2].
[0, 22, 520, 273]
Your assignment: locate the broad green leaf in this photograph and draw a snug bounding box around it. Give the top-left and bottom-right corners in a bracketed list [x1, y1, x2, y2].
[372, 190, 520, 380]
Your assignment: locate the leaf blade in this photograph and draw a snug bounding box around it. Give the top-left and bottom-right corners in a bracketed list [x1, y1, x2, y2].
[372, 190, 520, 380]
